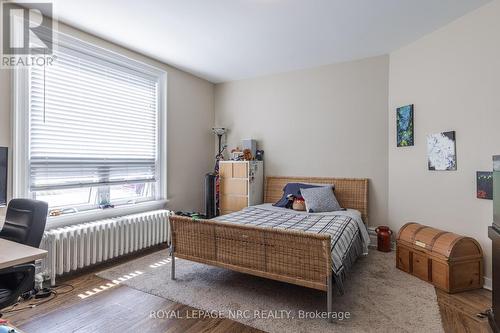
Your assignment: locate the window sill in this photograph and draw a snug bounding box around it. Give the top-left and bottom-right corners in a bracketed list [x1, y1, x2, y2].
[46, 199, 169, 230]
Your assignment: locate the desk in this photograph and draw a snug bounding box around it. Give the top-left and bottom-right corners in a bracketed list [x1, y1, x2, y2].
[0, 239, 47, 270]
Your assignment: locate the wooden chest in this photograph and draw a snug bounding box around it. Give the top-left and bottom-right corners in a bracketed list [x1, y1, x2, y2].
[396, 223, 483, 293]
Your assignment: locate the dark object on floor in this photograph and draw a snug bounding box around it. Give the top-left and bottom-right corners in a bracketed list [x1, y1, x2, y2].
[205, 173, 216, 219]
[397, 222, 483, 293]
[174, 211, 206, 219]
[375, 226, 392, 252]
[0, 265, 35, 311]
[0, 199, 48, 311]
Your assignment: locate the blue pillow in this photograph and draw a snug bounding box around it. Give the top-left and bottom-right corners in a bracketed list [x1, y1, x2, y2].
[273, 183, 328, 208]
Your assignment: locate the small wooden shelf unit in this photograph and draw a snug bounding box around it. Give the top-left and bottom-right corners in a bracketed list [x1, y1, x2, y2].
[219, 161, 263, 215]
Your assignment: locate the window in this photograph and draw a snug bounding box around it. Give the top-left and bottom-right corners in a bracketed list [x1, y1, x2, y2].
[14, 29, 166, 218]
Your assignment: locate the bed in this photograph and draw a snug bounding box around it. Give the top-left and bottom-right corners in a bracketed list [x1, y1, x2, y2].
[169, 176, 369, 321]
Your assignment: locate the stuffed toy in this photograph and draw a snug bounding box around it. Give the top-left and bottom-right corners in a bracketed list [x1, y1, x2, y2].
[292, 197, 306, 211]
[243, 149, 253, 161]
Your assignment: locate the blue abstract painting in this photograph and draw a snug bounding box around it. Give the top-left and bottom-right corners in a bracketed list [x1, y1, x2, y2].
[397, 105, 414, 147]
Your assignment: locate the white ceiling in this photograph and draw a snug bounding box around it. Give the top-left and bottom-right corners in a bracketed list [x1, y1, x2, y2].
[45, 0, 490, 83]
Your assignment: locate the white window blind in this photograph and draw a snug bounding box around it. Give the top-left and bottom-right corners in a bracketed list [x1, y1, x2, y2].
[29, 44, 159, 191]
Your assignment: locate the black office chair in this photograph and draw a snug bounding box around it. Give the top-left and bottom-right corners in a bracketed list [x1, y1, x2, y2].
[0, 199, 48, 311]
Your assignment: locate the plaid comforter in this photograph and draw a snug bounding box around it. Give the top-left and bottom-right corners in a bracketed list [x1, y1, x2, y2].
[214, 205, 369, 293]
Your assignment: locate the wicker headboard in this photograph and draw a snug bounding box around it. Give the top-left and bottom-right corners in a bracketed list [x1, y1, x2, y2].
[264, 176, 369, 224]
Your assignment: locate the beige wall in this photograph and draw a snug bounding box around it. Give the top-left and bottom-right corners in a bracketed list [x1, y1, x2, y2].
[0, 21, 215, 217]
[2, 2, 495, 285]
[388, 0, 500, 282]
[215, 56, 390, 227]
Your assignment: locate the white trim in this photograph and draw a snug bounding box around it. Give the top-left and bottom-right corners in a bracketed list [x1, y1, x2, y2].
[35, 25, 164, 78]
[45, 199, 168, 230]
[11, 14, 29, 199]
[158, 73, 168, 200]
[12, 25, 168, 224]
[484, 276, 492, 291]
[367, 226, 379, 249]
[12, 66, 29, 198]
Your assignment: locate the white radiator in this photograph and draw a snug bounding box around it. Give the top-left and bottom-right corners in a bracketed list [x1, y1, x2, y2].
[39, 209, 171, 285]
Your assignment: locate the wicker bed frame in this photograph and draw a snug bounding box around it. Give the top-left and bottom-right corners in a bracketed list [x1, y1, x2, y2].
[169, 176, 368, 321]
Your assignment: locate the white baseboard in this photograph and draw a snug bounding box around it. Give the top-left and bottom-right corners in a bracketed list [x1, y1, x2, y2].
[484, 277, 492, 290]
[367, 227, 377, 248]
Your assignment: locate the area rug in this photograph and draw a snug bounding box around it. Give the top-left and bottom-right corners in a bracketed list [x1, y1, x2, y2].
[96, 249, 443, 333]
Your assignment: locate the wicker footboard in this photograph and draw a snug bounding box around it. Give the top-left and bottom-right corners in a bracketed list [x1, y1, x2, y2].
[169, 215, 334, 318]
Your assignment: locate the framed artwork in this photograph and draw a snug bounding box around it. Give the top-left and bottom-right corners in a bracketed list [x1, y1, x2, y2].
[427, 131, 457, 171]
[397, 104, 414, 147]
[477, 171, 493, 200]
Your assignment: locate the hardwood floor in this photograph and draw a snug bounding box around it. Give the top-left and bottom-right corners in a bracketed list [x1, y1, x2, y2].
[2, 247, 261, 333]
[436, 287, 493, 333]
[0, 246, 494, 333]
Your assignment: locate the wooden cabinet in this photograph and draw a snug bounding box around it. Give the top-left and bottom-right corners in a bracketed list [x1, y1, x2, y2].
[219, 161, 263, 215]
[396, 222, 483, 293]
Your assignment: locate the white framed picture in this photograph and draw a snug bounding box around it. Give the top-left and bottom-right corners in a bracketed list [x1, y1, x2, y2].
[427, 131, 457, 171]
